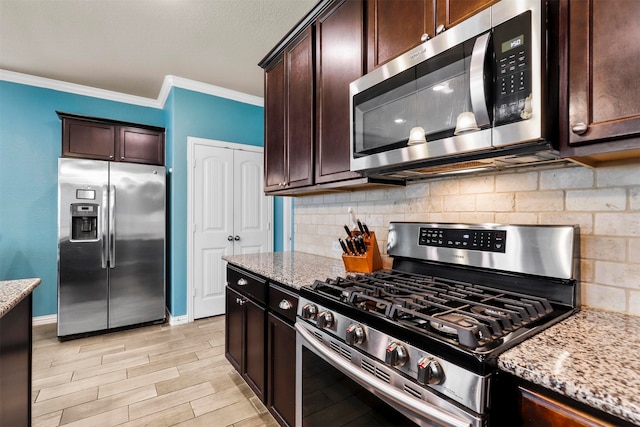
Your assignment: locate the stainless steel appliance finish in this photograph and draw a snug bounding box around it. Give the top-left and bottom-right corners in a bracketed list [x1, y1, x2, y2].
[295, 222, 579, 426]
[57, 158, 166, 338]
[388, 222, 578, 280]
[349, 0, 556, 178]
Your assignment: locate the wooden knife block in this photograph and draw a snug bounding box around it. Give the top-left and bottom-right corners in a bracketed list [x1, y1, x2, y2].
[342, 231, 383, 273]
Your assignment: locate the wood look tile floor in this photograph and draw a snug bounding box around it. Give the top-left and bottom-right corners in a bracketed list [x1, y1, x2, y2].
[31, 316, 279, 427]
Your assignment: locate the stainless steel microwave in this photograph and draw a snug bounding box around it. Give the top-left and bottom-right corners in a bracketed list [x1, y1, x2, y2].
[350, 0, 559, 177]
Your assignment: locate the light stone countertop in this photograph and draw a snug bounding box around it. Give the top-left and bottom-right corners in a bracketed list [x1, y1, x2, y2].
[223, 251, 347, 290]
[498, 308, 640, 425]
[0, 278, 41, 318]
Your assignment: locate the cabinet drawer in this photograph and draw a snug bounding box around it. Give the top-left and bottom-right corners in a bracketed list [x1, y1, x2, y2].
[269, 285, 298, 324]
[227, 265, 267, 305]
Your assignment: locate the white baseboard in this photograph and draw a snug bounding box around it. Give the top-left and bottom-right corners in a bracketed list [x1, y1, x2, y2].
[33, 314, 57, 326]
[168, 313, 189, 326]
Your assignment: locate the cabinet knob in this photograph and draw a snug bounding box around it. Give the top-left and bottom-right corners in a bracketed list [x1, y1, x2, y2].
[237, 278, 248, 286]
[420, 33, 430, 42]
[278, 299, 293, 310]
[572, 123, 588, 135]
[436, 24, 446, 35]
[234, 235, 240, 241]
[228, 235, 234, 241]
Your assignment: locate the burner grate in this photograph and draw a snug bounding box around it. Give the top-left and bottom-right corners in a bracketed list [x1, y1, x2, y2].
[310, 269, 558, 350]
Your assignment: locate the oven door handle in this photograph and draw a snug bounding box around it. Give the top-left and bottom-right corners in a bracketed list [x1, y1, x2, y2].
[469, 31, 491, 128]
[295, 323, 472, 427]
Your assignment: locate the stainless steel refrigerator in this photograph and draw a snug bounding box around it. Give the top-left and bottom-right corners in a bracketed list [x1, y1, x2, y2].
[57, 158, 166, 338]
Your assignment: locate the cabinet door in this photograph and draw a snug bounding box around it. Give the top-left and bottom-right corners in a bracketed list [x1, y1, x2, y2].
[561, 0, 640, 159]
[118, 126, 164, 165]
[267, 313, 296, 427]
[62, 118, 115, 160]
[224, 287, 244, 372]
[520, 387, 614, 427]
[264, 55, 287, 191]
[366, 0, 435, 71]
[244, 298, 266, 402]
[436, 0, 496, 30]
[285, 26, 315, 189]
[315, 0, 363, 184]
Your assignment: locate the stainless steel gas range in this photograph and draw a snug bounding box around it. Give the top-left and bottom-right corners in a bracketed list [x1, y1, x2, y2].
[295, 222, 579, 427]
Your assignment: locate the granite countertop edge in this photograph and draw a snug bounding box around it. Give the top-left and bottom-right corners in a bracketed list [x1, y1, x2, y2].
[0, 278, 42, 318]
[498, 308, 640, 425]
[223, 251, 347, 290]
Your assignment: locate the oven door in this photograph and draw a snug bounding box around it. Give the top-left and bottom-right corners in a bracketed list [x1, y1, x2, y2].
[295, 321, 483, 427]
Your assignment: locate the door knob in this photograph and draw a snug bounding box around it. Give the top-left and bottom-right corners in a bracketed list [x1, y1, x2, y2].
[227, 235, 233, 241]
[234, 235, 240, 241]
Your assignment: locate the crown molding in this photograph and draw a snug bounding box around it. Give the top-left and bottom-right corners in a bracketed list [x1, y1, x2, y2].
[0, 69, 264, 109]
[159, 75, 263, 107]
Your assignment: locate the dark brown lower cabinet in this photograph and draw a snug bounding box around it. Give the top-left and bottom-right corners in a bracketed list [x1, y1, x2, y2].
[225, 286, 266, 402]
[267, 313, 296, 426]
[0, 294, 32, 427]
[519, 387, 617, 427]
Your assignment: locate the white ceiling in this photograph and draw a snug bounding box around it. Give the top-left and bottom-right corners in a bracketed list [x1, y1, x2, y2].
[0, 0, 319, 100]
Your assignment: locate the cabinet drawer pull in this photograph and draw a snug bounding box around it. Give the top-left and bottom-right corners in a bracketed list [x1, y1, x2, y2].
[572, 123, 588, 135]
[237, 278, 248, 286]
[278, 299, 293, 310]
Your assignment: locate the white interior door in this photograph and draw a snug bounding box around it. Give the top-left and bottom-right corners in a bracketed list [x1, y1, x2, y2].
[233, 150, 271, 255]
[193, 144, 234, 319]
[190, 138, 272, 320]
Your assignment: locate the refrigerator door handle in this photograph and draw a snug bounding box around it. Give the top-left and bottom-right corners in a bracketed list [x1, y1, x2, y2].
[109, 185, 116, 268]
[101, 185, 109, 269]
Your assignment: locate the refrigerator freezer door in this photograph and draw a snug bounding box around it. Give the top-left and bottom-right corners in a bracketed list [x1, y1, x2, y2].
[58, 159, 109, 336]
[108, 162, 166, 328]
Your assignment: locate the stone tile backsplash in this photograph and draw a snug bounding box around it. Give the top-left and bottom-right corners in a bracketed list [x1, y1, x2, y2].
[294, 161, 640, 316]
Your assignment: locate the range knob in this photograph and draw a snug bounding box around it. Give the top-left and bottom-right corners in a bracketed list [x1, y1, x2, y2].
[417, 357, 444, 385]
[316, 311, 334, 329]
[385, 342, 409, 367]
[345, 324, 365, 345]
[301, 303, 317, 320]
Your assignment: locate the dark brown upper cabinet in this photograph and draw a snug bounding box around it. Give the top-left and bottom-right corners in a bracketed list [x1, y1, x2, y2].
[315, 0, 364, 184]
[366, 0, 496, 72]
[559, 0, 640, 164]
[366, 0, 435, 71]
[436, 0, 498, 30]
[263, 27, 314, 193]
[59, 112, 165, 166]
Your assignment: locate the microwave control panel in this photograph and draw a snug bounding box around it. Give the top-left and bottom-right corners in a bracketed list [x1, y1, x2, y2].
[418, 227, 507, 253]
[493, 10, 532, 126]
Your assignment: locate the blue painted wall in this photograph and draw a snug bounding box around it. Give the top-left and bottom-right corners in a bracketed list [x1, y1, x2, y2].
[164, 87, 267, 316]
[0, 79, 274, 319]
[0, 80, 163, 317]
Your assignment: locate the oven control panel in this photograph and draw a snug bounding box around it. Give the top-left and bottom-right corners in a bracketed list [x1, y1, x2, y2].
[418, 227, 506, 253]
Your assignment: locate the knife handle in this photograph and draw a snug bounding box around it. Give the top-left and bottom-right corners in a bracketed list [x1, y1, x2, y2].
[362, 223, 370, 238]
[345, 237, 356, 255]
[344, 225, 352, 238]
[338, 238, 349, 255]
[357, 219, 365, 236]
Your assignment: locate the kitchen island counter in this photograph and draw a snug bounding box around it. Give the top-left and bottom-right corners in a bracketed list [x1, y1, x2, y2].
[0, 277, 40, 426]
[223, 251, 347, 290]
[0, 277, 41, 318]
[498, 308, 640, 425]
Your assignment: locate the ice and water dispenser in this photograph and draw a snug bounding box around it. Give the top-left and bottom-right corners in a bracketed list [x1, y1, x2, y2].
[70, 203, 99, 241]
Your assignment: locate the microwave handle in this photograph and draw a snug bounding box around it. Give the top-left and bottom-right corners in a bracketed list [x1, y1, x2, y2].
[469, 32, 491, 128]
